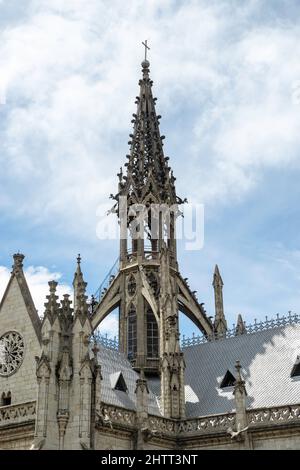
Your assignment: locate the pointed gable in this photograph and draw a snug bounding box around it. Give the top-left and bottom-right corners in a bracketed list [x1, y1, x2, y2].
[0, 254, 42, 404]
[0, 254, 41, 342]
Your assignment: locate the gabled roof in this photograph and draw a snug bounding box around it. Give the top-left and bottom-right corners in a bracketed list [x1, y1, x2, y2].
[0, 256, 41, 343]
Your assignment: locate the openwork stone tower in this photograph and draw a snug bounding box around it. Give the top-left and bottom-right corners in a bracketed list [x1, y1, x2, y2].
[90, 57, 213, 417]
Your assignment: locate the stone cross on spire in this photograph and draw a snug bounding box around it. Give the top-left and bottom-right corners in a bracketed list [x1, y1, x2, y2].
[142, 39, 150, 61]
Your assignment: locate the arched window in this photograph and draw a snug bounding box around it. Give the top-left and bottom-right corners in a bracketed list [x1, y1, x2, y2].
[147, 309, 159, 358]
[127, 305, 137, 360]
[1, 391, 11, 406]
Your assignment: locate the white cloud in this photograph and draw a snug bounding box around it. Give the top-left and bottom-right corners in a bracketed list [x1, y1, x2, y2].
[1, 1, 300, 336]
[0, 264, 72, 315]
[0, 263, 118, 337]
[97, 312, 119, 338]
[1, 1, 299, 236]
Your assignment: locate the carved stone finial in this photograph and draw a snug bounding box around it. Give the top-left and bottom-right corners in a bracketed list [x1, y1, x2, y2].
[234, 360, 247, 397]
[44, 280, 60, 323]
[12, 253, 25, 272]
[235, 360, 242, 381]
[49, 280, 58, 294]
[236, 314, 246, 335]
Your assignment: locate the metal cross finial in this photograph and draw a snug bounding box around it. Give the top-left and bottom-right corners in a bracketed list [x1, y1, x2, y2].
[142, 39, 150, 61]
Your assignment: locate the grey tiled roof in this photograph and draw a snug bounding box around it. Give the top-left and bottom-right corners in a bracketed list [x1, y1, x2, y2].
[96, 323, 300, 419]
[183, 323, 300, 417]
[97, 345, 161, 416]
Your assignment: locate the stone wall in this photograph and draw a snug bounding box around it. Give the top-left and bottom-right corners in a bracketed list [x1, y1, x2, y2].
[0, 277, 41, 406]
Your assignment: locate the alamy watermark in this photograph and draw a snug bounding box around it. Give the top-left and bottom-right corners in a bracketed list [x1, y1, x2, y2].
[96, 196, 204, 251]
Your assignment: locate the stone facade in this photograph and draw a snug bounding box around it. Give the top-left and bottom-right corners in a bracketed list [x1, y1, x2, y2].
[1, 59, 300, 450]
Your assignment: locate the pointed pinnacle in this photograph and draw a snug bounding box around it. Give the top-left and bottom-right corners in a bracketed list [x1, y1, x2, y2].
[235, 360, 242, 381]
[236, 314, 246, 335]
[213, 264, 223, 287]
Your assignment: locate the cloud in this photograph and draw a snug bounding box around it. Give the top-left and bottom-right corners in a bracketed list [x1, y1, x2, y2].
[1, 1, 300, 337]
[0, 263, 118, 337]
[0, 264, 72, 315]
[97, 312, 119, 338]
[0, 0, 299, 237]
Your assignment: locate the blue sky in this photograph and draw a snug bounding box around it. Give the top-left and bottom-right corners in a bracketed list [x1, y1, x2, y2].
[1, 0, 300, 338]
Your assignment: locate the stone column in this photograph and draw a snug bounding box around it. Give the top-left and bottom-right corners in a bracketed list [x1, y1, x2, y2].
[135, 369, 149, 449]
[233, 361, 251, 449]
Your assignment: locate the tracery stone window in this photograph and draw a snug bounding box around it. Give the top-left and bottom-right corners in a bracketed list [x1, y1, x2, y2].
[127, 305, 137, 360]
[0, 331, 25, 377]
[127, 274, 136, 297]
[147, 309, 159, 358]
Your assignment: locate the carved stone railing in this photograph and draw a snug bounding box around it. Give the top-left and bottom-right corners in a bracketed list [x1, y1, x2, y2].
[248, 404, 300, 426]
[147, 412, 236, 437]
[182, 312, 300, 348]
[148, 415, 177, 435]
[177, 412, 236, 435]
[98, 403, 136, 429]
[0, 401, 36, 427]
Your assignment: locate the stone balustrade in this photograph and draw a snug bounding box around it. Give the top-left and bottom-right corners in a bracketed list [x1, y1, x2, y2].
[148, 415, 177, 435]
[177, 412, 236, 435]
[147, 412, 236, 436]
[0, 401, 36, 427]
[248, 404, 300, 426]
[98, 404, 136, 428]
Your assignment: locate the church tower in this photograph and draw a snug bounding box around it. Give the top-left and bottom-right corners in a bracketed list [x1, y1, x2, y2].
[91, 51, 214, 388]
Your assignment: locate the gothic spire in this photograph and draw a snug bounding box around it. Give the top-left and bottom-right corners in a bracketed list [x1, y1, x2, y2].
[213, 264, 227, 338]
[73, 254, 87, 311]
[114, 58, 183, 208]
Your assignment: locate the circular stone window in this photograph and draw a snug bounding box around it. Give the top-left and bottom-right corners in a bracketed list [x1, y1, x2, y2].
[0, 331, 25, 377]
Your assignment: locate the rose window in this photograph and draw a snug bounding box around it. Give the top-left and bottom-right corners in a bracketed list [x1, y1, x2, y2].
[0, 331, 25, 377]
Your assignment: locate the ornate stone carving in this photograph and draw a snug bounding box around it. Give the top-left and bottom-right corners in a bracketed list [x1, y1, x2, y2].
[98, 404, 136, 428]
[0, 401, 36, 427]
[0, 331, 25, 376]
[177, 413, 236, 435]
[248, 404, 300, 425]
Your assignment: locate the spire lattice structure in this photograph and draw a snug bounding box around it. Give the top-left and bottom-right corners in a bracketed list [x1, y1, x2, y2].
[91, 57, 213, 399]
